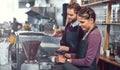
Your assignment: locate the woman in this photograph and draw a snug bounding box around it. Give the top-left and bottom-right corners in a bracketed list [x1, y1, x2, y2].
[56, 6, 102, 70]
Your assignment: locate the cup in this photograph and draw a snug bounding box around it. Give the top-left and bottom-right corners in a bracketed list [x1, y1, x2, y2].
[49, 56, 55, 63]
[105, 50, 110, 57]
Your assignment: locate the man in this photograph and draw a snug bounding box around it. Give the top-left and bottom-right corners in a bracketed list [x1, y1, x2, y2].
[58, 3, 84, 53]
[11, 18, 22, 32]
[56, 7, 102, 70]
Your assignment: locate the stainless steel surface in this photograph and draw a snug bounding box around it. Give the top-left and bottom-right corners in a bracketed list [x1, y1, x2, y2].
[21, 63, 39, 70]
[39, 62, 52, 70]
[15, 31, 60, 70]
[0, 64, 11, 70]
[0, 39, 11, 70]
[19, 0, 34, 2]
[0, 40, 9, 65]
[26, 7, 56, 32]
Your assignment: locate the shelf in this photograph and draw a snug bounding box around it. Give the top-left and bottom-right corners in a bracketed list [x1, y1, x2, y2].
[81, 0, 115, 6]
[81, 0, 119, 51]
[96, 23, 120, 25]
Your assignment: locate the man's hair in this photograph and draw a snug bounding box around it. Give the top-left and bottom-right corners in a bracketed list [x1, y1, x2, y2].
[77, 6, 96, 21]
[67, 3, 81, 14]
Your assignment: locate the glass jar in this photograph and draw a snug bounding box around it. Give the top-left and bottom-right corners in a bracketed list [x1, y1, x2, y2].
[114, 42, 120, 58]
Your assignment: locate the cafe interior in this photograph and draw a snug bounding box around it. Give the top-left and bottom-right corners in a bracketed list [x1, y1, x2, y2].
[0, 0, 120, 70]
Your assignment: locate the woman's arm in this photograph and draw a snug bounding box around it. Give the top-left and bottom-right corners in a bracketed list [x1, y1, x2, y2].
[70, 33, 101, 66]
[64, 53, 76, 59]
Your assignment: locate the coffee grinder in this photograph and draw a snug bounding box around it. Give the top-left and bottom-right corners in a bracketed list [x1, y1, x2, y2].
[15, 32, 44, 70]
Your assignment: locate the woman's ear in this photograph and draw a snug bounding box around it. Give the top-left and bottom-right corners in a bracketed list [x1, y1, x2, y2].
[89, 18, 94, 23]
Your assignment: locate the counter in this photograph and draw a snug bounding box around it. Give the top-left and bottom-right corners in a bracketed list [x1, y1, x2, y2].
[98, 54, 120, 70]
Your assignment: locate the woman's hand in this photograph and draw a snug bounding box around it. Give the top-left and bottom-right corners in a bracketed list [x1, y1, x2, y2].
[55, 54, 66, 63]
[58, 46, 69, 51]
[64, 53, 71, 58]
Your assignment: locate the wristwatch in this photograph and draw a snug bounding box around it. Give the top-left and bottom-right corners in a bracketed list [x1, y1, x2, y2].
[66, 59, 70, 63]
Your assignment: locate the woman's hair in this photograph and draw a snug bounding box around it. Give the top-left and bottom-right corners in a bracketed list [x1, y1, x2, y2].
[67, 3, 81, 14]
[77, 6, 96, 21]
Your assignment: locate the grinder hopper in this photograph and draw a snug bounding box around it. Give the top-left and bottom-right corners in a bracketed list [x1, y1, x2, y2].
[19, 32, 44, 63]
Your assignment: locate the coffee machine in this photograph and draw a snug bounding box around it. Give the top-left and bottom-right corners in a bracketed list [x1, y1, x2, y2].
[15, 31, 45, 70]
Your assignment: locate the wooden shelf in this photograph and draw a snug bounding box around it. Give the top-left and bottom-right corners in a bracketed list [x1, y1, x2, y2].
[81, 0, 120, 70]
[96, 23, 120, 25]
[81, 0, 118, 50]
[81, 0, 115, 6]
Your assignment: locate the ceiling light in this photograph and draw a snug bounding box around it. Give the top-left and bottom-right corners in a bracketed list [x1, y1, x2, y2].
[26, 2, 30, 8]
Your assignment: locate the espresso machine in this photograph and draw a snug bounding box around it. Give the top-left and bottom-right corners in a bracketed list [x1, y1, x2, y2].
[15, 31, 45, 70]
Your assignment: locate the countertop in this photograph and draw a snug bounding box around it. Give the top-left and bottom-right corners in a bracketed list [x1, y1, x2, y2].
[99, 54, 120, 67]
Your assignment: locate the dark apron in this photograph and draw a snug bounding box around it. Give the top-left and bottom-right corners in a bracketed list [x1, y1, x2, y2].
[64, 26, 98, 70]
[65, 25, 80, 53]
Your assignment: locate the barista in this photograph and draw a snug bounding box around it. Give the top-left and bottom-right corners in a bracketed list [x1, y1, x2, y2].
[56, 7, 102, 70]
[11, 18, 22, 32]
[58, 3, 84, 53]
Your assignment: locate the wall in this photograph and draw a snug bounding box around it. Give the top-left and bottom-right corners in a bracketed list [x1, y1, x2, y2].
[49, 0, 81, 26]
[0, 0, 81, 25]
[34, 0, 81, 26]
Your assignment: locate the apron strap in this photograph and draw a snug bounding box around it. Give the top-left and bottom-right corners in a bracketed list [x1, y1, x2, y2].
[82, 26, 98, 40]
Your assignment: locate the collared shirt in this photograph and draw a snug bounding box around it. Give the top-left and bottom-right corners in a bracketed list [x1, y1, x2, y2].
[70, 21, 79, 27]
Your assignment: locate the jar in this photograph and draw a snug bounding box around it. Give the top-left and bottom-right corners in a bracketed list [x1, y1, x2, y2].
[114, 42, 120, 57]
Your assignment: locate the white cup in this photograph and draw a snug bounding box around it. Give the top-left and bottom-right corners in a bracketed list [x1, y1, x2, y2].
[49, 56, 55, 63]
[105, 50, 110, 57]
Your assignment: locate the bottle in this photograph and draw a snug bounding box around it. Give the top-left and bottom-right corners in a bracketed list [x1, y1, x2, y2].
[109, 43, 114, 55]
[39, 24, 44, 32]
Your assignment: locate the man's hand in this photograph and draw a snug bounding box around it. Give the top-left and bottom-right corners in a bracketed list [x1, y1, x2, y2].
[58, 46, 69, 51]
[64, 53, 71, 58]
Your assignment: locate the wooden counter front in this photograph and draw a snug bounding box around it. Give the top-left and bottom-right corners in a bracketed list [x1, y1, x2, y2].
[98, 54, 120, 70]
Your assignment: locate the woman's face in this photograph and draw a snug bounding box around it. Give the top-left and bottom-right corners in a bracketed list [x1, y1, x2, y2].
[77, 16, 92, 32]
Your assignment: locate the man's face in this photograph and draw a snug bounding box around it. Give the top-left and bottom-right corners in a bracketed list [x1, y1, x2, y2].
[67, 8, 77, 23]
